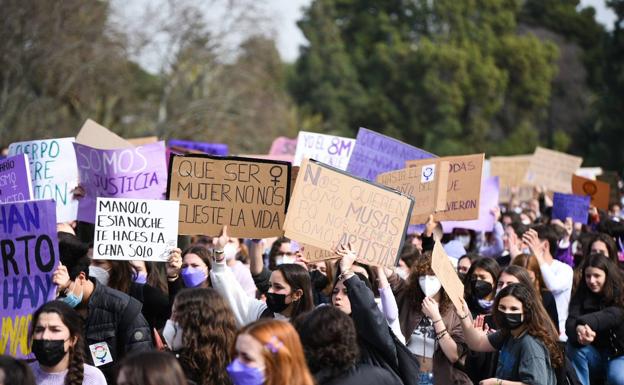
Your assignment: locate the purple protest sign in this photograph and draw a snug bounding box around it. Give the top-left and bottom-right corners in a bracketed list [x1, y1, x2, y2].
[346, 127, 436, 180]
[0, 154, 33, 203]
[552, 192, 590, 225]
[73, 142, 168, 223]
[441, 177, 501, 233]
[0, 199, 59, 358]
[269, 137, 298, 155]
[168, 139, 228, 156]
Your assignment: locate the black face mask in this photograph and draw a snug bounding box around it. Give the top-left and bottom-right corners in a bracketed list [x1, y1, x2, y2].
[310, 270, 329, 291]
[471, 279, 493, 299]
[31, 339, 67, 367]
[457, 272, 467, 282]
[499, 312, 524, 330]
[266, 293, 289, 313]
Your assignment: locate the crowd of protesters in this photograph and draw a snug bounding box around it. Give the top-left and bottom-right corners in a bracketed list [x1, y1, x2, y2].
[2, 189, 624, 385]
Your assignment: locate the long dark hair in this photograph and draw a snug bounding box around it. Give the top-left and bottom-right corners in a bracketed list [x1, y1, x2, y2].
[583, 233, 619, 264]
[173, 288, 237, 385]
[574, 253, 624, 307]
[0, 355, 36, 385]
[181, 245, 212, 287]
[499, 265, 539, 300]
[268, 237, 291, 270]
[464, 257, 501, 299]
[275, 264, 314, 318]
[30, 301, 85, 385]
[107, 260, 135, 293]
[405, 252, 453, 314]
[118, 351, 187, 385]
[493, 284, 563, 368]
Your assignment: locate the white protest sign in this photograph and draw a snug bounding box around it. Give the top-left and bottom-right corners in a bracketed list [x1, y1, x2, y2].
[94, 197, 179, 261]
[8, 138, 79, 222]
[293, 131, 356, 170]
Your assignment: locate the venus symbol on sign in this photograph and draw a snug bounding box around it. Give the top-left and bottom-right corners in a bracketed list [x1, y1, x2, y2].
[270, 166, 283, 186]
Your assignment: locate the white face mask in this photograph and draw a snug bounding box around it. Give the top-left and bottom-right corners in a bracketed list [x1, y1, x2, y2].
[456, 235, 471, 248]
[418, 275, 442, 297]
[223, 243, 238, 261]
[89, 266, 110, 286]
[396, 267, 409, 280]
[163, 319, 184, 351]
[275, 254, 296, 266]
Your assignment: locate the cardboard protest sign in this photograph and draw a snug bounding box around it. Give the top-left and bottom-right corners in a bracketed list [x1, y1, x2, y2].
[441, 177, 500, 233]
[293, 131, 356, 170]
[76, 119, 132, 149]
[572, 175, 610, 211]
[0, 199, 59, 358]
[376, 163, 449, 224]
[524, 147, 583, 193]
[431, 240, 464, 311]
[407, 154, 485, 222]
[167, 155, 291, 238]
[597, 171, 621, 206]
[552, 193, 590, 224]
[8, 138, 79, 222]
[346, 127, 436, 181]
[269, 137, 298, 155]
[168, 139, 228, 156]
[301, 243, 337, 263]
[0, 154, 33, 204]
[284, 158, 414, 268]
[73, 142, 168, 223]
[489, 155, 533, 202]
[94, 198, 179, 261]
[128, 136, 159, 146]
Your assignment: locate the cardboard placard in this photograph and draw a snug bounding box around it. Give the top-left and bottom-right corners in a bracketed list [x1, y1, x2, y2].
[0, 199, 59, 358]
[73, 142, 168, 223]
[346, 127, 436, 181]
[167, 155, 291, 238]
[572, 175, 610, 211]
[269, 136, 298, 155]
[597, 171, 620, 206]
[76, 119, 132, 149]
[431, 240, 464, 311]
[301, 243, 337, 263]
[524, 147, 583, 193]
[441, 176, 500, 233]
[168, 139, 228, 156]
[128, 136, 159, 146]
[293, 131, 356, 170]
[489, 155, 534, 203]
[0, 154, 33, 203]
[407, 154, 485, 222]
[8, 138, 79, 222]
[552, 193, 590, 224]
[284, 158, 414, 268]
[376, 163, 449, 224]
[94, 198, 179, 261]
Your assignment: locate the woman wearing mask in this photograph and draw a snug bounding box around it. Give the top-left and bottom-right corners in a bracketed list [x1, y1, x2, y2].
[457, 253, 480, 282]
[29, 301, 107, 385]
[166, 246, 212, 300]
[565, 253, 624, 385]
[463, 257, 501, 384]
[211, 227, 314, 326]
[387, 252, 472, 384]
[163, 288, 238, 385]
[227, 319, 315, 385]
[457, 283, 562, 385]
[510, 255, 559, 333]
[129, 260, 168, 293]
[89, 259, 170, 330]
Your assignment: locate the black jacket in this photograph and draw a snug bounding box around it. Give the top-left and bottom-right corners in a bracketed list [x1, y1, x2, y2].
[128, 282, 170, 330]
[84, 280, 153, 382]
[314, 364, 403, 385]
[566, 291, 624, 357]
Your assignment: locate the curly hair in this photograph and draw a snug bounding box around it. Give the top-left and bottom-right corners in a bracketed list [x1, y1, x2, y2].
[574, 253, 624, 307]
[493, 283, 563, 368]
[293, 306, 359, 376]
[173, 288, 237, 385]
[405, 252, 453, 314]
[30, 301, 85, 385]
[118, 351, 186, 385]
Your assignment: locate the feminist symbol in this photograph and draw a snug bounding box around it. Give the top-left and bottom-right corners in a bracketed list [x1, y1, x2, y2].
[421, 165, 435, 183]
[94, 345, 108, 363]
[582, 181, 597, 196]
[269, 166, 283, 186]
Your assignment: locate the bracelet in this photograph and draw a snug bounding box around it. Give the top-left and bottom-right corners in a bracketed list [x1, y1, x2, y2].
[436, 328, 448, 336]
[338, 269, 354, 281]
[433, 318, 443, 324]
[459, 313, 469, 320]
[435, 331, 448, 341]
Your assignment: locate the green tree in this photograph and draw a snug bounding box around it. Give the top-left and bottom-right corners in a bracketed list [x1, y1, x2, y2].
[291, 0, 559, 155]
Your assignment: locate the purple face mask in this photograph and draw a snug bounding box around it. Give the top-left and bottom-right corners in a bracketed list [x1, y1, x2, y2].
[180, 266, 207, 288]
[133, 271, 148, 285]
[226, 358, 264, 385]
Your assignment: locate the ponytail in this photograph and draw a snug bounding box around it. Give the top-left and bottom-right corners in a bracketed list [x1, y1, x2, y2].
[65, 342, 85, 385]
